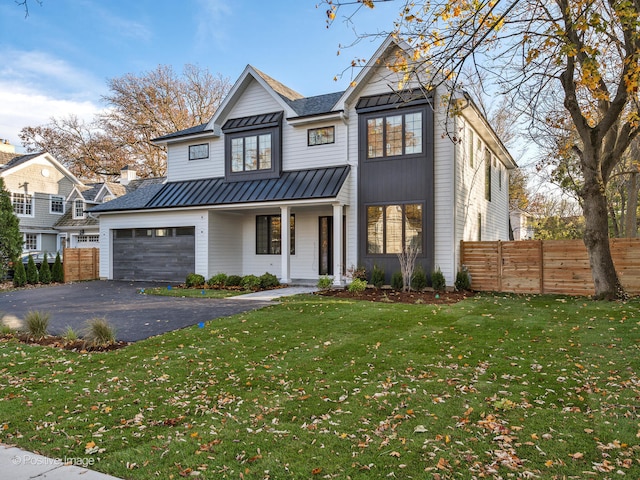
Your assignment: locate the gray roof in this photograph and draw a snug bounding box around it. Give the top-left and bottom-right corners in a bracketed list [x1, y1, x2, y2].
[0, 152, 42, 170]
[153, 123, 213, 142]
[0, 151, 17, 165]
[90, 166, 349, 213]
[285, 91, 344, 117]
[54, 210, 99, 228]
[89, 177, 166, 213]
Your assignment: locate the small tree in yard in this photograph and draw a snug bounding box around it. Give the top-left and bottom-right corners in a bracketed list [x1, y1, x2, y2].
[52, 252, 63, 283]
[25, 255, 38, 284]
[13, 260, 26, 287]
[397, 242, 420, 292]
[0, 178, 23, 280]
[39, 253, 51, 284]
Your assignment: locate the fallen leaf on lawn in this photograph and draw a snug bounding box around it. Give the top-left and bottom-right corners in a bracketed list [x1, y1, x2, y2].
[390, 451, 401, 457]
[414, 425, 428, 433]
[312, 467, 322, 475]
[569, 452, 584, 460]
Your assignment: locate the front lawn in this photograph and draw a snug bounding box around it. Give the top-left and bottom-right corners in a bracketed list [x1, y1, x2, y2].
[140, 286, 246, 298]
[1, 293, 639, 478]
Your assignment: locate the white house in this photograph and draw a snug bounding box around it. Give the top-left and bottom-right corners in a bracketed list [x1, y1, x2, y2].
[91, 36, 517, 285]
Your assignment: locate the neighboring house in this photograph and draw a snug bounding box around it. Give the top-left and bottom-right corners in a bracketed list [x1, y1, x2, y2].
[510, 208, 535, 240]
[91, 36, 517, 285]
[0, 139, 81, 254]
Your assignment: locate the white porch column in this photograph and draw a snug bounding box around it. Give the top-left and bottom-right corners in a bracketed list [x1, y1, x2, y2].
[332, 203, 344, 286]
[280, 206, 291, 284]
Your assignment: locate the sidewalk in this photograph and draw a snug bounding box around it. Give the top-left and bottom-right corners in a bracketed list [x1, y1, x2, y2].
[1, 444, 121, 479]
[233, 285, 317, 300]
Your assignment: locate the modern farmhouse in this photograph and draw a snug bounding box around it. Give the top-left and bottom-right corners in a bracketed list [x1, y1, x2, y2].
[91, 36, 517, 285]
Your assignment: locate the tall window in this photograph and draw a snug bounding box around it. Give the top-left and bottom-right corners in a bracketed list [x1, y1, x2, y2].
[366, 204, 423, 254]
[74, 199, 85, 219]
[231, 133, 272, 172]
[366, 111, 423, 159]
[484, 148, 492, 202]
[12, 193, 33, 216]
[50, 195, 64, 214]
[24, 233, 37, 250]
[256, 214, 295, 255]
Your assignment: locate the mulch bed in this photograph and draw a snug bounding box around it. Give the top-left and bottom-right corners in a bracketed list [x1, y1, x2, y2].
[317, 287, 475, 304]
[1, 333, 129, 352]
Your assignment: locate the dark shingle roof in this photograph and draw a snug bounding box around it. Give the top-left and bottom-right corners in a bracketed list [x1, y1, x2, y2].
[89, 178, 166, 213]
[285, 91, 344, 117]
[1, 153, 43, 169]
[0, 151, 18, 165]
[90, 166, 349, 213]
[53, 210, 99, 228]
[153, 123, 213, 142]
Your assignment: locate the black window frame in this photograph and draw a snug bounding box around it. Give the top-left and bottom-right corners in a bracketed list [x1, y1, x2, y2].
[256, 214, 295, 255]
[223, 112, 283, 182]
[308, 126, 335, 146]
[362, 108, 424, 160]
[189, 143, 209, 161]
[365, 203, 424, 255]
[485, 148, 492, 202]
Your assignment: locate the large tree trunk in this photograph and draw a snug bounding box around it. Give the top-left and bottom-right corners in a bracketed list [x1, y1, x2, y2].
[581, 163, 623, 299]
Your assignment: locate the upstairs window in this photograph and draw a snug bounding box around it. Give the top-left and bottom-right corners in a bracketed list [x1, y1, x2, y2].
[223, 112, 282, 181]
[12, 193, 33, 216]
[366, 110, 423, 159]
[485, 148, 492, 202]
[189, 143, 209, 161]
[308, 126, 335, 146]
[231, 133, 272, 172]
[73, 199, 85, 219]
[50, 195, 64, 214]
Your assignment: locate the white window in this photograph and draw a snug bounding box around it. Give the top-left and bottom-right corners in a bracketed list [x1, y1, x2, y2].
[77, 234, 99, 243]
[12, 193, 33, 216]
[24, 233, 38, 250]
[73, 199, 85, 219]
[50, 195, 64, 214]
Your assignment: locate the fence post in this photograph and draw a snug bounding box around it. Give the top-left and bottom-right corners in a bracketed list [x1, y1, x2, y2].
[497, 241, 503, 292]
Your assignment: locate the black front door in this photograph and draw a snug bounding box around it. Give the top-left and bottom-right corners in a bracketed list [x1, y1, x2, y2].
[319, 216, 333, 275]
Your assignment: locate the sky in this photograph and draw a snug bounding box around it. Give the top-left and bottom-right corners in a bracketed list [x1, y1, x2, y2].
[0, 0, 401, 153]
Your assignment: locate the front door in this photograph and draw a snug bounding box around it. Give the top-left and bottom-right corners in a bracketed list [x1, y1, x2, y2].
[319, 216, 333, 275]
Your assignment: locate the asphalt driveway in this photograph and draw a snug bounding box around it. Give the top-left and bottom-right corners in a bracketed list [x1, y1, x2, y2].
[0, 280, 274, 342]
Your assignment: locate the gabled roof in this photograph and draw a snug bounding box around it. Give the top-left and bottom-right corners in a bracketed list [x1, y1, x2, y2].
[286, 91, 344, 118]
[0, 150, 19, 166]
[88, 177, 167, 213]
[53, 210, 99, 229]
[153, 122, 213, 142]
[90, 166, 350, 213]
[0, 151, 82, 185]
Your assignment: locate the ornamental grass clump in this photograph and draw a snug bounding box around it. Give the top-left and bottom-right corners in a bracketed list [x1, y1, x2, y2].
[25, 310, 50, 340]
[84, 318, 116, 346]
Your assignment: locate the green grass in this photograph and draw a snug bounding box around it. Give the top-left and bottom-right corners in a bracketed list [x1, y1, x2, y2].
[140, 287, 246, 298]
[1, 293, 639, 479]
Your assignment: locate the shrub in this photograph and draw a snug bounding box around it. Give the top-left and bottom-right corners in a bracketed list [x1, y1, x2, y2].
[185, 272, 205, 288]
[391, 271, 404, 291]
[347, 264, 367, 281]
[348, 278, 367, 294]
[26, 255, 38, 284]
[39, 253, 52, 284]
[63, 326, 79, 343]
[317, 275, 333, 290]
[84, 318, 116, 346]
[431, 267, 446, 291]
[207, 273, 228, 289]
[226, 275, 243, 287]
[12, 260, 26, 287]
[52, 252, 64, 283]
[259, 272, 280, 289]
[241, 274, 261, 291]
[411, 265, 428, 291]
[455, 268, 471, 291]
[371, 264, 385, 288]
[25, 310, 50, 339]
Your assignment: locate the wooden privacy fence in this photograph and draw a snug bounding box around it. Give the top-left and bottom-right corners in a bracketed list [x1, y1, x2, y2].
[460, 239, 640, 296]
[63, 248, 100, 282]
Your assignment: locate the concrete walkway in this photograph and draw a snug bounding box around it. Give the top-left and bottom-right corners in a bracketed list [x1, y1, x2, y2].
[0, 283, 317, 480]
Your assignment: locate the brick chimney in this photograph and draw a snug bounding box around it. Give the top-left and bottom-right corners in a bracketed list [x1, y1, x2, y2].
[120, 165, 137, 186]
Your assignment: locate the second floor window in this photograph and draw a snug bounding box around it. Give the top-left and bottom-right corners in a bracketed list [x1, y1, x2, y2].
[366, 111, 423, 159]
[12, 193, 33, 216]
[74, 199, 85, 219]
[50, 195, 64, 214]
[189, 143, 209, 160]
[231, 133, 272, 172]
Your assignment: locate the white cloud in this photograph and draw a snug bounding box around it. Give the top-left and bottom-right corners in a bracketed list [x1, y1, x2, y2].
[0, 48, 103, 152]
[194, 0, 233, 48]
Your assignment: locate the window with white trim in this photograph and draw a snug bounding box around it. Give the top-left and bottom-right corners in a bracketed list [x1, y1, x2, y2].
[50, 195, 64, 214]
[24, 233, 38, 250]
[12, 193, 33, 216]
[73, 199, 85, 219]
[77, 234, 99, 243]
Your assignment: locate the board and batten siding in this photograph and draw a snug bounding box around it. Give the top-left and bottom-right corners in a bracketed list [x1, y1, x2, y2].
[99, 210, 209, 280]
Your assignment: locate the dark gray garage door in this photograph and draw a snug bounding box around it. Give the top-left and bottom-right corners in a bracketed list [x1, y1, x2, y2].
[113, 227, 195, 282]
